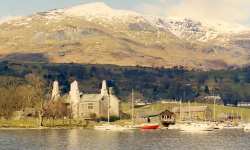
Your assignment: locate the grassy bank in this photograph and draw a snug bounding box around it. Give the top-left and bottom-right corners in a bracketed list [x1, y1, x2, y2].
[0, 118, 90, 128]
[0, 119, 38, 128]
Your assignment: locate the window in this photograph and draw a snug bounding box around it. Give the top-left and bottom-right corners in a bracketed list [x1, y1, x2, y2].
[88, 103, 94, 110]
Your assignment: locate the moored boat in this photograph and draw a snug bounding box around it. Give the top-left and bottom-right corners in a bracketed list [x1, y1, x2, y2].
[180, 122, 214, 132]
[140, 123, 160, 130]
[243, 124, 250, 132]
[168, 124, 181, 130]
[223, 123, 244, 129]
[94, 124, 127, 131]
[211, 122, 224, 130]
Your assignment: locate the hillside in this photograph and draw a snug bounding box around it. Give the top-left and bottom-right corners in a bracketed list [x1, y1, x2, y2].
[1, 61, 250, 104]
[0, 2, 249, 70]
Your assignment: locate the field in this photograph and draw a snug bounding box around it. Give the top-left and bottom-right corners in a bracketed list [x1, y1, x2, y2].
[121, 101, 250, 122]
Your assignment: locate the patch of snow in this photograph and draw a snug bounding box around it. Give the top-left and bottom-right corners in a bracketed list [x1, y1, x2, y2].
[145, 16, 220, 41]
[0, 16, 23, 24]
[166, 18, 220, 41]
[63, 2, 142, 22]
[145, 15, 248, 42]
[1, 2, 248, 43]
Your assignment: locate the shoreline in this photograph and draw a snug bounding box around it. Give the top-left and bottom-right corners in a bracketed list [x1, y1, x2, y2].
[0, 122, 246, 130]
[0, 126, 90, 130]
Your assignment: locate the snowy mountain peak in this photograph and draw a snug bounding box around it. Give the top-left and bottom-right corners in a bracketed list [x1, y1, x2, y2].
[65, 2, 112, 14]
[64, 2, 139, 19]
[0, 16, 23, 24]
[146, 16, 220, 42]
[2, 2, 249, 43]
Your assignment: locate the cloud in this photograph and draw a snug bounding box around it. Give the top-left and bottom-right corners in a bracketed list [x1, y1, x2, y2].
[136, 0, 250, 26]
[135, 0, 177, 17]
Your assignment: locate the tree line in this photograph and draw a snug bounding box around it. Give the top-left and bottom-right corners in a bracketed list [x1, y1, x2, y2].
[0, 60, 250, 116]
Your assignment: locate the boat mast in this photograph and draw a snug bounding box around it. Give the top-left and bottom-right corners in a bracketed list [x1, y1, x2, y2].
[180, 99, 182, 122]
[213, 90, 216, 122]
[240, 110, 243, 122]
[188, 100, 191, 121]
[131, 89, 135, 125]
[108, 91, 110, 124]
[213, 98, 216, 122]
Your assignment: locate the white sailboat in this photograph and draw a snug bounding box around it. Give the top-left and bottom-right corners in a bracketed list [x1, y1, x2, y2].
[124, 89, 142, 129]
[180, 122, 214, 132]
[211, 122, 224, 130]
[179, 100, 214, 132]
[94, 123, 127, 131]
[95, 92, 126, 131]
[168, 100, 182, 130]
[243, 123, 250, 132]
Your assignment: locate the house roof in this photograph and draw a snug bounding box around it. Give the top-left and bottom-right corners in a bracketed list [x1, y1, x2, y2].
[80, 94, 102, 102]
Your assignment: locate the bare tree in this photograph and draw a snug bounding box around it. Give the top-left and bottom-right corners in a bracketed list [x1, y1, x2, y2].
[25, 74, 46, 127]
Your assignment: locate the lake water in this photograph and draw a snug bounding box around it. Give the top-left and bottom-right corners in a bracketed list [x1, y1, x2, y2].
[0, 129, 249, 150]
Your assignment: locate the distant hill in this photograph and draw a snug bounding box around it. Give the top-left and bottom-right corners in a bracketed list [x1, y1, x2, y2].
[1, 60, 250, 104]
[0, 2, 250, 70]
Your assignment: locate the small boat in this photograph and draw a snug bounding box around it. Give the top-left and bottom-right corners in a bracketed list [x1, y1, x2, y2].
[243, 124, 250, 132]
[211, 122, 224, 130]
[94, 124, 126, 131]
[223, 124, 243, 129]
[168, 124, 181, 130]
[180, 122, 214, 132]
[140, 123, 160, 130]
[135, 102, 148, 108]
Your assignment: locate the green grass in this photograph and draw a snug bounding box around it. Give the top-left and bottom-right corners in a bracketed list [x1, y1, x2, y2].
[41, 119, 88, 127]
[0, 119, 38, 128]
[206, 104, 250, 122]
[1, 102, 250, 128]
[121, 101, 250, 122]
[0, 118, 89, 128]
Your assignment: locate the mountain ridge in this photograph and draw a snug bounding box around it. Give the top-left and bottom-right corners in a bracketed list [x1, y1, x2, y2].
[0, 2, 250, 70]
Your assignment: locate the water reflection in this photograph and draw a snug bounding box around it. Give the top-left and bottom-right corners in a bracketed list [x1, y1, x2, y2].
[0, 129, 249, 150]
[67, 129, 80, 149]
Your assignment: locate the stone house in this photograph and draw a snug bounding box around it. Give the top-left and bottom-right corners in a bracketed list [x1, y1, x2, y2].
[51, 80, 120, 119]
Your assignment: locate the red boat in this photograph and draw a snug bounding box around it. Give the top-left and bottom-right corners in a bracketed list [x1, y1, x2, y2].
[140, 124, 160, 130]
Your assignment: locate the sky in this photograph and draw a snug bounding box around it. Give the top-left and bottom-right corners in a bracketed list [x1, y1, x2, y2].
[1, 0, 250, 26]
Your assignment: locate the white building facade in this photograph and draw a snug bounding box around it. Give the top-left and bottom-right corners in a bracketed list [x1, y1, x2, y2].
[66, 80, 120, 119]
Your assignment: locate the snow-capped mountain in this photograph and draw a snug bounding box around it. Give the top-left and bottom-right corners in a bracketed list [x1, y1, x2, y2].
[2, 2, 245, 42]
[64, 2, 141, 21]
[146, 16, 249, 42]
[62, 2, 248, 42]
[166, 18, 220, 42]
[146, 16, 220, 42]
[0, 2, 249, 70]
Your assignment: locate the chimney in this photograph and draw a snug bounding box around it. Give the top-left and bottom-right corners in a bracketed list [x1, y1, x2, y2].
[51, 80, 60, 101]
[109, 87, 114, 95]
[69, 80, 80, 104]
[69, 80, 81, 119]
[101, 80, 108, 96]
